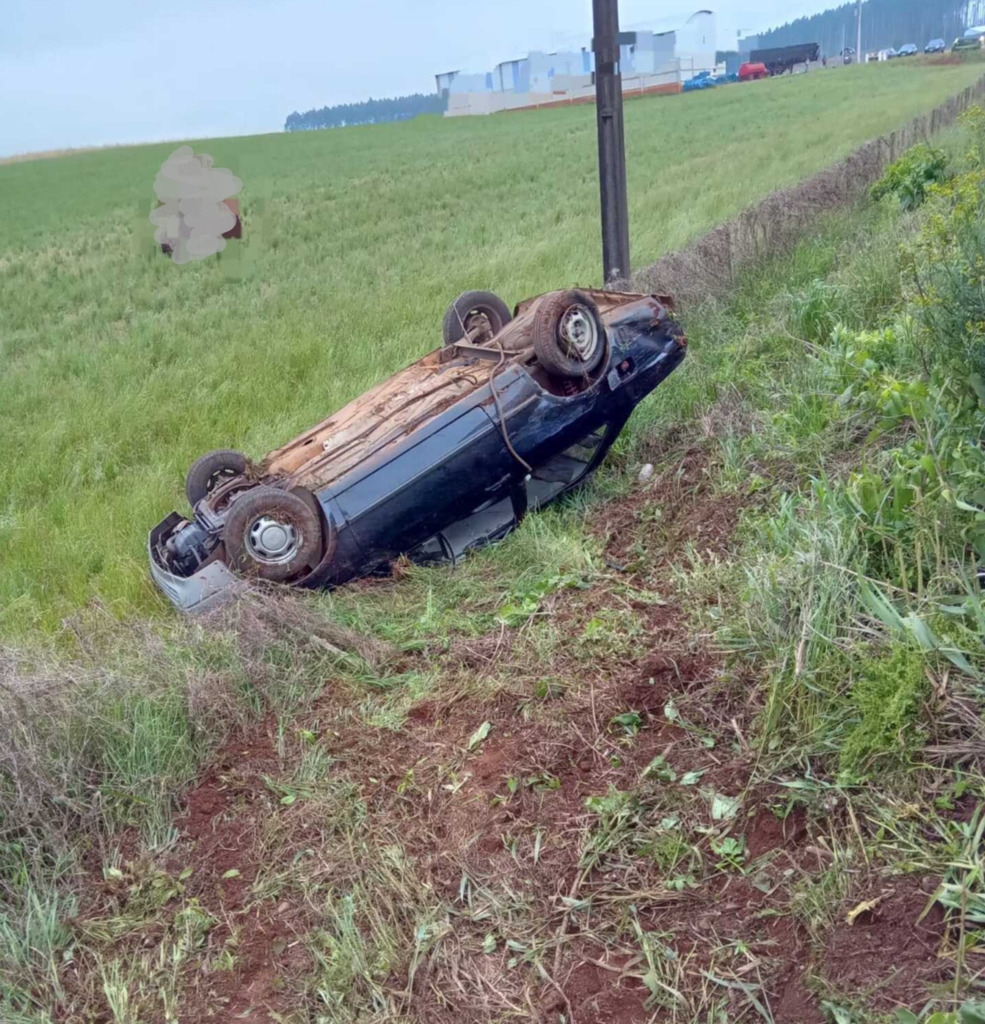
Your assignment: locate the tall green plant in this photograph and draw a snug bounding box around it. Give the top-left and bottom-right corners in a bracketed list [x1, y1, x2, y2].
[872, 144, 948, 210]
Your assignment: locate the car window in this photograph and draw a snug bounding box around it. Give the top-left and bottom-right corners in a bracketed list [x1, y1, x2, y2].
[526, 424, 609, 508]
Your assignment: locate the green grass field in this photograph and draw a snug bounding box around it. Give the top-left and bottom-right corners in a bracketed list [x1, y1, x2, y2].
[1, 59, 982, 633]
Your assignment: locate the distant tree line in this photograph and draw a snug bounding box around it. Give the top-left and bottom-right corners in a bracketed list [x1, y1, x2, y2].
[284, 93, 446, 132]
[756, 0, 985, 56]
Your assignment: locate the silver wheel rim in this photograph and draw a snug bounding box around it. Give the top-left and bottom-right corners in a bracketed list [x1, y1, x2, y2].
[245, 515, 302, 564]
[558, 305, 599, 362]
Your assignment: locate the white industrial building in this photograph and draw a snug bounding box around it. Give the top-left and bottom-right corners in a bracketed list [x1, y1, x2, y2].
[437, 10, 717, 117]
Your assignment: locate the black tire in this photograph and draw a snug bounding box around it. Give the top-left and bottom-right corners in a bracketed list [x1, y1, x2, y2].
[531, 290, 606, 379]
[442, 290, 512, 346]
[186, 449, 249, 506]
[223, 486, 323, 583]
[289, 485, 331, 568]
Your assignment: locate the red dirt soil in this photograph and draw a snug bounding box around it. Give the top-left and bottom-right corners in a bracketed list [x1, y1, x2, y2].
[165, 729, 309, 1023]
[70, 444, 964, 1023]
[825, 879, 950, 1013]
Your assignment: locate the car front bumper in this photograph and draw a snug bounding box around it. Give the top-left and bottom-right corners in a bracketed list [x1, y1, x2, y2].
[149, 512, 243, 614]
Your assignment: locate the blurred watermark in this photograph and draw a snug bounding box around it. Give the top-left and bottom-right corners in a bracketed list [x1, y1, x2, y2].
[150, 146, 242, 264]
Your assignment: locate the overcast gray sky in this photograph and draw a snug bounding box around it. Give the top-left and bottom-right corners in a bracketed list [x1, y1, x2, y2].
[1, 0, 832, 157]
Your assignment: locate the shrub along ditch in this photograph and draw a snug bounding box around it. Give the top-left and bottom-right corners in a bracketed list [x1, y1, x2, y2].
[724, 110, 985, 779]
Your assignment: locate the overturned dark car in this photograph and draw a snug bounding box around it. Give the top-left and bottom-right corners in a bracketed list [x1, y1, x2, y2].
[150, 288, 686, 613]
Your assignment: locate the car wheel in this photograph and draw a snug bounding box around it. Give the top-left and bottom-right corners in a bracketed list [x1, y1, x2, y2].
[442, 290, 512, 346]
[532, 290, 606, 379]
[186, 449, 249, 506]
[288, 485, 332, 567]
[223, 486, 323, 583]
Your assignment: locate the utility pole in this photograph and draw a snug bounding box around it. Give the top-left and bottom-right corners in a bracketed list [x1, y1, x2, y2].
[592, 0, 630, 284]
[856, 0, 862, 62]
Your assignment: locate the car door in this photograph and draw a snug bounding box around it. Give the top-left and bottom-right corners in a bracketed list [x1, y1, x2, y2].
[328, 400, 517, 564]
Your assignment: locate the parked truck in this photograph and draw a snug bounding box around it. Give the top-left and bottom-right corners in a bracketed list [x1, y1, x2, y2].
[749, 42, 820, 76]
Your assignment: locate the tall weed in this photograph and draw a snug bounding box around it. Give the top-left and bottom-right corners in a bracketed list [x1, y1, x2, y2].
[711, 120, 985, 764]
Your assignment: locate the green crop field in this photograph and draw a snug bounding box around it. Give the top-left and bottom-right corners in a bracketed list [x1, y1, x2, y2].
[1, 59, 982, 633]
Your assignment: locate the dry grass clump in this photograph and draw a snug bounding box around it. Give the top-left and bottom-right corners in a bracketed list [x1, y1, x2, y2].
[0, 587, 388, 1017]
[0, 588, 386, 851]
[222, 585, 394, 671]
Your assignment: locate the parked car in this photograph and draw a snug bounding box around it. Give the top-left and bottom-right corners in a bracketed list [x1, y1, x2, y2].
[897, 43, 919, 57]
[925, 38, 946, 53]
[884, 47, 899, 59]
[149, 288, 687, 613]
[738, 61, 768, 81]
[954, 28, 985, 52]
